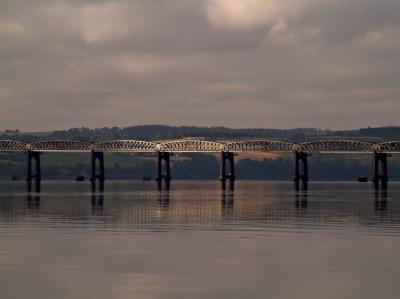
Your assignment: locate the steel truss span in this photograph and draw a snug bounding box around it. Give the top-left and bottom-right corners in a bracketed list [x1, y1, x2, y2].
[1, 139, 400, 153]
[159, 140, 224, 152]
[29, 140, 93, 152]
[93, 140, 158, 152]
[374, 141, 400, 153]
[296, 140, 374, 153]
[0, 140, 28, 152]
[224, 140, 295, 152]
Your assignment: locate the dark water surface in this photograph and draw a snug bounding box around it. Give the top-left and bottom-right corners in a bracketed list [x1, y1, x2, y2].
[1, 181, 400, 299]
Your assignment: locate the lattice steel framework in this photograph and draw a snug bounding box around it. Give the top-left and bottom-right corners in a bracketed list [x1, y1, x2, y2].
[374, 141, 400, 153]
[0, 140, 28, 152]
[93, 140, 158, 152]
[296, 140, 374, 153]
[159, 140, 224, 152]
[1, 139, 400, 153]
[224, 140, 296, 152]
[29, 140, 93, 152]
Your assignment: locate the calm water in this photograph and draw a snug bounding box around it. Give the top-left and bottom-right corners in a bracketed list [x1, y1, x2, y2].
[1, 181, 400, 299]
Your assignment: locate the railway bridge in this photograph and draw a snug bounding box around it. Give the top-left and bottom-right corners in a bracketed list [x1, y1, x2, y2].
[1, 139, 399, 189]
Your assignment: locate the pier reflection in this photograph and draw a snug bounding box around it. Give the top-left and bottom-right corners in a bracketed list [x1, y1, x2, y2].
[91, 193, 104, 212]
[26, 180, 41, 193]
[295, 188, 308, 210]
[1, 182, 400, 231]
[374, 186, 388, 213]
[157, 188, 170, 217]
[157, 180, 170, 192]
[221, 183, 234, 218]
[26, 193, 40, 210]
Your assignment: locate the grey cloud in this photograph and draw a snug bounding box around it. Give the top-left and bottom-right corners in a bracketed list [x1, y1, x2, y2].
[0, 0, 399, 130]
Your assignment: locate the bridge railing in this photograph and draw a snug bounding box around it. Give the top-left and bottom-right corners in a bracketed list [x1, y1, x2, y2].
[1, 138, 400, 153]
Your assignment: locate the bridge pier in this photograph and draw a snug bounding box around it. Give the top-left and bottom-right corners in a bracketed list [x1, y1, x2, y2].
[373, 152, 389, 188]
[293, 152, 309, 185]
[26, 151, 41, 192]
[220, 152, 235, 183]
[155, 152, 171, 183]
[90, 151, 105, 191]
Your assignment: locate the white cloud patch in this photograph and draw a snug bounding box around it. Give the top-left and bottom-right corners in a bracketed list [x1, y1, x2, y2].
[0, 19, 25, 36]
[79, 2, 146, 44]
[204, 0, 306, 31]
[360, 26, 400, 50]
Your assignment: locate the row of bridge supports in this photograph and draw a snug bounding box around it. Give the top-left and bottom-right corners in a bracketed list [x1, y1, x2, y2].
[292, 152, 389, 187]
[153, 151, 236, 183]
[24, 150, 390, 190]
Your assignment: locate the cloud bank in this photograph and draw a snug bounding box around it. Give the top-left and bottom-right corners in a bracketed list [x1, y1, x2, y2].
[0, 0, 399, 130]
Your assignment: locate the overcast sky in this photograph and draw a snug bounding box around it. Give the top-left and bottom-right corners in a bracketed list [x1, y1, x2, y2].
[0, 0, 399, 131]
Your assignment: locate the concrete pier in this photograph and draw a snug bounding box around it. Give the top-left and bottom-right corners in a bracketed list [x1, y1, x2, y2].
[293, 152, 309, 184]
[220, 152, 235, 182]
[373, 152, 389, 188]
[90, 151, 105, 192]
[26, 151, 41, 192]
[155, 152, 171, 182]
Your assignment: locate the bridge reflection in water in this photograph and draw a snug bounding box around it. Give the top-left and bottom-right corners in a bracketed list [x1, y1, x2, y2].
[1, 182, 399, 232]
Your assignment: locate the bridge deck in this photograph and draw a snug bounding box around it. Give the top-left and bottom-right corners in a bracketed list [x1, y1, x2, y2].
[0, 139, 399, 153]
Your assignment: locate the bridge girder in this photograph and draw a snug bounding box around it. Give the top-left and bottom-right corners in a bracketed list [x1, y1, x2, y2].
[374, 141, 400, 153]
[224, 140, 295, 152]
[296, 140, 374, 153]
[93, 140, 158, 152]
[0, 140, 28, 152]
[2, 139, 400, 153]
[29, 140, 93, 152]
[159, 140, 224, 152]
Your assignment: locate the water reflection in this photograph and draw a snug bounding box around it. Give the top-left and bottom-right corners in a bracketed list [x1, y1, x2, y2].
[157, 180, 170, 191]
[295, 189, 308, 210]
[221, 185, 234, 219]
[91, 180, 104, 193]
[375, 187, 388, 213]
[91, 193, 104, 212]
[294, 181, 308, 192]
[26, 180, 41, 193]
[0, 181, 400, 231]
[157, 188, 170, 219]
[2, 181, 400, 299]
[221, 181, 235, 192]
[26, 193, 40, 210]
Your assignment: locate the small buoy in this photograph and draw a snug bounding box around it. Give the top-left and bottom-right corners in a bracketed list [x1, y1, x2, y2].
[76, 176, 85, 182]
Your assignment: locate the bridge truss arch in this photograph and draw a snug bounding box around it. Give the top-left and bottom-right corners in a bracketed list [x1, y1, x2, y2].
[224, 140, 296, 152]
[0, 140, 28, 152]
[29, 140, 93, 152]
[159, 139, 224, 152]
[296, 140, 374, 153]
[93, 140, 158, 152]
[374, 141, 400, 153]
